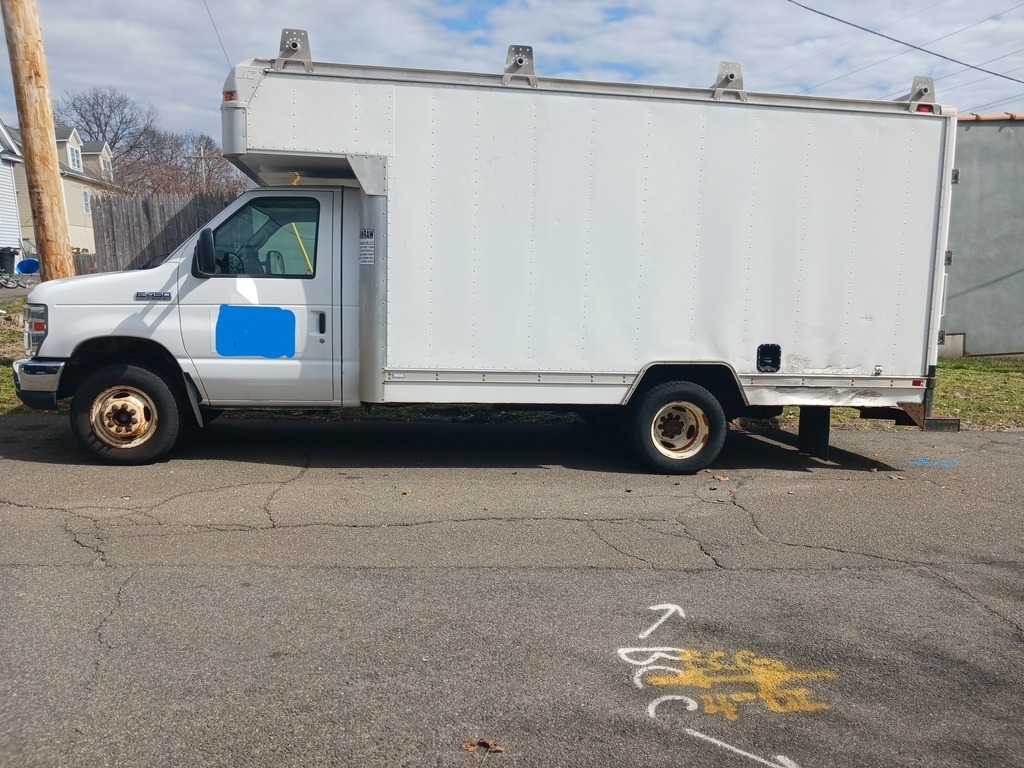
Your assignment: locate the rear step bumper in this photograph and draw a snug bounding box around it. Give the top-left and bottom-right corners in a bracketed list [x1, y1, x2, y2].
[858, 402, 960, 431]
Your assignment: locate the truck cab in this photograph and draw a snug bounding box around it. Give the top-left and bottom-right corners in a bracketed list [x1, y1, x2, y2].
[15, 185, 366, 463]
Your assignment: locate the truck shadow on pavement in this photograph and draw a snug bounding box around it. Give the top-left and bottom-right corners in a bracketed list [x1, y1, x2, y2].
[174, 418, 894, 473]
[0, 414, 894, 472]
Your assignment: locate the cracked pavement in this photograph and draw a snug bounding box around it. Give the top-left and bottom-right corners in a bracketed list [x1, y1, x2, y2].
[0, 413, 1022, 767]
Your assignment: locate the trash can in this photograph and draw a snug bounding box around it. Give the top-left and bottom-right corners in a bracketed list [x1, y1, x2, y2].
[0, 248, 14, 275]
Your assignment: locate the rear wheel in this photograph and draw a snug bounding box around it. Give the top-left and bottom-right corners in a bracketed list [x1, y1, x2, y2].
[71, 364, 181, 465]
[631, 381, 727, 474]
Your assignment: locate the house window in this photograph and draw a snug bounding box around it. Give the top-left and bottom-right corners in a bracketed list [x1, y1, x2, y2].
[82, 190, 91, 214]
[100, 156, 113, 179]
[68, 146, 82, 171]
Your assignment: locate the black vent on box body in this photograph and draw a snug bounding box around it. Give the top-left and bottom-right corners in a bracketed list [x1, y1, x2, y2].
[757, 344, 781, 373]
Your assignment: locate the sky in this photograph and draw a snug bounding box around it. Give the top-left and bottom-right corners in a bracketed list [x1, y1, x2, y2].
[1, 0, 1022, 143]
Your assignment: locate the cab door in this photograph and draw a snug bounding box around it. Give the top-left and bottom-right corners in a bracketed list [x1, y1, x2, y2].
[178, 190, 337, 404]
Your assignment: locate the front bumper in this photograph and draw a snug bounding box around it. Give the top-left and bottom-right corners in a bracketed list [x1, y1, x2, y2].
[13, 359, 66, 410]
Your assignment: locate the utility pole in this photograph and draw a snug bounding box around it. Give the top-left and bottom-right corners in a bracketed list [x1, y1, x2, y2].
[1, 0, 74, 280]
[187, 145, 210, 193]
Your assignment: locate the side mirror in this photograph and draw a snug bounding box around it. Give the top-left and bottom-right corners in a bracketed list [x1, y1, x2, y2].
[194, 228, 216, 276]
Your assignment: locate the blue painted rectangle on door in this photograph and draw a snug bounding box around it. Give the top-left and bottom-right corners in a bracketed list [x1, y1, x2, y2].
[215, 305, 296, 358]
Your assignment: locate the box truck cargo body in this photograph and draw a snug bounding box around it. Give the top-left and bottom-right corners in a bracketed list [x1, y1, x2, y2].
[13, 31, 958, 471]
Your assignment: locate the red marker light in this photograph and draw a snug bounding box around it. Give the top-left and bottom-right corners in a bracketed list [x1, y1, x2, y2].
[916, 104, 934, 113]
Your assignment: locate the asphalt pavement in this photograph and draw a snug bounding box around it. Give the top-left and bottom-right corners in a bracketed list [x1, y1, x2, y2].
[0, 413, 1021, 767]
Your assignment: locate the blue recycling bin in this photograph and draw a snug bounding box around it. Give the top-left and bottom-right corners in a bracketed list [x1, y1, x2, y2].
[15, 257, 39, 274]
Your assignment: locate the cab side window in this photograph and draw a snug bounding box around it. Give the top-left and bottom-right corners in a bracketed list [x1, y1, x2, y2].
[212, 197, 319, 277]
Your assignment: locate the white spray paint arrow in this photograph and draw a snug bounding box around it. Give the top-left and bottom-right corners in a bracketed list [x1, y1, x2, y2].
[647, 684, 798, 768]
[683, 729, 802, 768]
[638, 603, 686, 639]
[646, 697, 802, 767]
[633, 603, 802, 768]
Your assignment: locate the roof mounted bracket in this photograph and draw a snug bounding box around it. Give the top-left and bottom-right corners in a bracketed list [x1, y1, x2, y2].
[272, 29, 313, 73]
[711, 61, 747, 102]
[502, 45, 538, 87]
[900, 76, 937, 112]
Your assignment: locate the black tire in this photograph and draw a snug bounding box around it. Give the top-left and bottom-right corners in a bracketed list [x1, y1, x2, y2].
[630, 381, 727, 474]
[70, 364, 181, 465]
[0, 274, 16, 289]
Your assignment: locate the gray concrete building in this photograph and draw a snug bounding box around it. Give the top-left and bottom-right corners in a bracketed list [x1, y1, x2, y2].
[941, 112, 1024, 356]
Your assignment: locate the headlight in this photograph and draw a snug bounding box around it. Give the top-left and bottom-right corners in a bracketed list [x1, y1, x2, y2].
[24, 303, 47, 357]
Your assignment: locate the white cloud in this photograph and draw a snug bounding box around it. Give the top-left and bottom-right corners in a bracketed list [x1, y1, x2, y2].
[0, 0, 1021, 143]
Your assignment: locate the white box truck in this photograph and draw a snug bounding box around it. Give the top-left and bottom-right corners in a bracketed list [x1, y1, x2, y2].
[13, 30, 959, 472]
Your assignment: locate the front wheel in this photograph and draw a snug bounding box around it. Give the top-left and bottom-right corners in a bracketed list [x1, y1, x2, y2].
[630, 382, 727, 474]
[71, 364, 181, 465]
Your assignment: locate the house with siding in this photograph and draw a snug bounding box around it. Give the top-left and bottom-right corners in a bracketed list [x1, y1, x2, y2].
[0, 121, 23, 256]
[4, 122, 118, 255]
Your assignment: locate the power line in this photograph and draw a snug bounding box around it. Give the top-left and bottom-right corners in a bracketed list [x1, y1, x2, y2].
[818, 4, 1024, 96]
[966, 91, 1024, 111]
[783, 0, 1024, 87]
[202, 0, 232, 69]
[761, 0, 949, 83]
[881, 46, 1024, 99]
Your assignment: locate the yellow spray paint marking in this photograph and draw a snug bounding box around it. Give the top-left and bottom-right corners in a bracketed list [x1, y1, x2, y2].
[643, 649, 837, 722]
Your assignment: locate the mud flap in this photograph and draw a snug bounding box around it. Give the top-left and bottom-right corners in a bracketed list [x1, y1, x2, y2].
[182, 372, 205, 427]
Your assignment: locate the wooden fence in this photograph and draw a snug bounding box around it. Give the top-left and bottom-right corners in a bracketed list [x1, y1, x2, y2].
[83, 193, 236, 274]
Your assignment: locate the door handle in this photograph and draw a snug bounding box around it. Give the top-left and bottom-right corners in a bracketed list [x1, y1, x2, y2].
[318, 312, 326, 334]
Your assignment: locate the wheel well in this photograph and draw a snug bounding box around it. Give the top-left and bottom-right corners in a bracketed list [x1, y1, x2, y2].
[628, 364, 746, 419]
[59, 337, 184, 400]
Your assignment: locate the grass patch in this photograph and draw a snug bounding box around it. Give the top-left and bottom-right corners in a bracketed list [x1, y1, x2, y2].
[1, 293, 1021, 428]
[0, 298, 24, 415]
[933, 357, 1024, 429]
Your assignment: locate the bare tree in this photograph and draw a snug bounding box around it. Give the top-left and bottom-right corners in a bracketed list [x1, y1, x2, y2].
[53, 86, 158, 157]
[53, 87, 246, 196]
[113, 128, 246, 196]
[183, 132, 248, 196]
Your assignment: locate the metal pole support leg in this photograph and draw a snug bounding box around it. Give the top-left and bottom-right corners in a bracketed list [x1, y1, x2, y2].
[798, 406, 831, 461]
